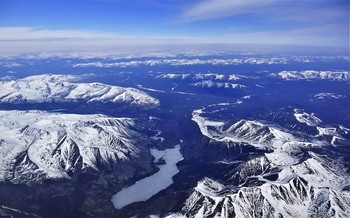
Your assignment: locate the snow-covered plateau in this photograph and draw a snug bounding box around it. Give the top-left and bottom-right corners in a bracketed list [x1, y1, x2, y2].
[0, 74, 160, 108]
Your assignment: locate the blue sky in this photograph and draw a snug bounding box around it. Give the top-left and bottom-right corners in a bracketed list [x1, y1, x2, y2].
[0, 0, 349, 55]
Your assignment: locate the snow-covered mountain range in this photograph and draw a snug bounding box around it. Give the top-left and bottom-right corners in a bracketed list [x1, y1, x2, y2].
[0, 74, 160, 108]
[155, 73, 247, 90]
[0, 54, 348, 217]
[70, 56, 349, 68]
[277, 70, 349, 81]
[0, 110, 152, 184]
[72, 57, 289, 68]
[183, 108, 350, 217]
[182, 153, 350, 218]
[156, 73, 245, 81]
[192, 81, 246, 89]
[192, 109, 301, 150]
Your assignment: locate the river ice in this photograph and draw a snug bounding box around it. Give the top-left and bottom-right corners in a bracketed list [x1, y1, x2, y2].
[111, 144, 183, 209]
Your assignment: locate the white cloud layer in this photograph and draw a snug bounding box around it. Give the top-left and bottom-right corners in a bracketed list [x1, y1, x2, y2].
[0, 25, 348, 57]
[0, 27, 217, 56]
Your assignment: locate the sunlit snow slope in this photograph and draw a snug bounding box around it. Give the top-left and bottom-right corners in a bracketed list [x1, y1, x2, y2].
[0, 74, 159, 108]
[0, 110, 152, 183]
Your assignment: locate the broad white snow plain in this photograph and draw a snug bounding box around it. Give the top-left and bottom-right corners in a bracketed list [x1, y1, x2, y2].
[111, 145, 183, 209]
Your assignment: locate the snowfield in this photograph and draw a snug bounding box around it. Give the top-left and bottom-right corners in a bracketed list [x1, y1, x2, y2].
[0, 110, 151, 183]
[0, 74, 160, 109]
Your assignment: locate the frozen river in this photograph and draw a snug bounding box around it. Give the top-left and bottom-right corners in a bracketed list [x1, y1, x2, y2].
[111, 145, 183, 209]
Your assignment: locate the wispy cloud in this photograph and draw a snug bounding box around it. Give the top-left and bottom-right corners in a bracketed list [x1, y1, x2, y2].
[224, 24, 349, 47]
[176, 0, 348, 50]
[0, 27, 118, 41]
[179, 0, 348, 24]
[0, 26, 225, 43]
[179, 0, 279, 22]
[0, 26, 223, 55]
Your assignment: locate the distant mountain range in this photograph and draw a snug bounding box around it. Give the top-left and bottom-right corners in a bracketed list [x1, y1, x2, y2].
[277, 70, 349, 81]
